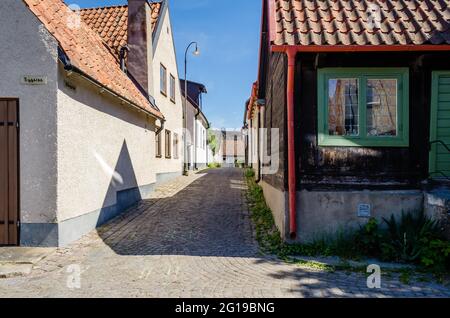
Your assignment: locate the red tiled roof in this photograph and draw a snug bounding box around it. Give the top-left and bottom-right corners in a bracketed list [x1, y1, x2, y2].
[272, 0, 450, 46]
[80, 2, 162, 55]
[23, 0, 163, 119]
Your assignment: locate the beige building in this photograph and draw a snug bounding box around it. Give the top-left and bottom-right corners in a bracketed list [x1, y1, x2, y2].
[180, 80, 210, 170]
[0, 0, 184, 247]
[209, 129, 245, 168]
[80, 0, 184, 183]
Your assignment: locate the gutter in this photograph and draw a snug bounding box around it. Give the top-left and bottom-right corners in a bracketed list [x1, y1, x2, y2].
[195, 107, 210, 128]
[271, 44, 450, 53]
[60, 52, 165, 122]
[247, 82, 258, 120]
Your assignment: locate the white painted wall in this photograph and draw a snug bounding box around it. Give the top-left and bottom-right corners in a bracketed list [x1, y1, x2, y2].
[0, 0, 59, 224]
[195, 119, 208, 166]
[152, 5, 184, 175]
[56, 65, 157, 221]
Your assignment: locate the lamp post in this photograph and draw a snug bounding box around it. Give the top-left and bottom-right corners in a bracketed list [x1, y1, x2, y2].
[183, 42, 200, 176]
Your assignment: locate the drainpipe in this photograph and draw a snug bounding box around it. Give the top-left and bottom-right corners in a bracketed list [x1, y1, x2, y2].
[256, 100, 265, 183]
[271, 46, 298, 239]
[155, 120, 165, 136]
[256, 106, 261, 183]
[286, 49, 297, 239]
[194, 107, 201, 170]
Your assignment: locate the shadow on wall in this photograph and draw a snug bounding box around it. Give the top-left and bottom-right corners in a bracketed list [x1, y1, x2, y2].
[57, 139, 148, 247]
[94, 140, 142, 228]
[97, 168, 259, 257]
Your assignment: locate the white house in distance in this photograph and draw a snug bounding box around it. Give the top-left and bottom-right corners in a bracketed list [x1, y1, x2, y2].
[0, 0, 183, 247]
[209, 129, 246, 167]
[180, 80, 210, 170]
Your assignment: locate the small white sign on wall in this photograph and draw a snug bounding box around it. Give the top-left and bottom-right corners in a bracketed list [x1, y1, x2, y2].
[358, 204, 371, 218]
[21, 75, 47, 85]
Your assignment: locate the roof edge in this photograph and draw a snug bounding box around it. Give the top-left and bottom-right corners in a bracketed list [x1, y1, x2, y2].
[59, 49, 164, 121]
[271, 44, 450, 53]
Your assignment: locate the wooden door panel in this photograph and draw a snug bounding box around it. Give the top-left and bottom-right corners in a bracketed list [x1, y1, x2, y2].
[0, 101, 8, 245]
[0, 99, 19, 245]
[430, 73, 450, 179]
[7, 101, 18, 245]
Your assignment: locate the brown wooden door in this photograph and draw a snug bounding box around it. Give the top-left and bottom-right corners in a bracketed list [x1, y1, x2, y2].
[0, 99, 19, 246]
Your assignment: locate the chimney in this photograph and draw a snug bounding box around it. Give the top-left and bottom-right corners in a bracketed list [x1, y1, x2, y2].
[127, 0, 154, 97]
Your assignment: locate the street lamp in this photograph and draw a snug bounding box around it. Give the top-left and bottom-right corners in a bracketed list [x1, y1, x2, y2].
[183, 42, 200, 176]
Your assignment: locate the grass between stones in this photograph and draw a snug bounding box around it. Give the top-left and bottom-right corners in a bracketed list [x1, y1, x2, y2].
[244, 169, 450, 285]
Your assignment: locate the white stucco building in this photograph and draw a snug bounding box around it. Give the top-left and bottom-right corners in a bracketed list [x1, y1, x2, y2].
[181, 80, 211, 170]
[0, 0, 184, 247]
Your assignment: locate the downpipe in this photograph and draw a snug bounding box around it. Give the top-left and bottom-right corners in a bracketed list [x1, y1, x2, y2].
[272, 46, 298, 240]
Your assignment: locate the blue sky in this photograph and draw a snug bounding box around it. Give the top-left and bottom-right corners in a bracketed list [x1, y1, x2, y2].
[66, 0, 262, 129]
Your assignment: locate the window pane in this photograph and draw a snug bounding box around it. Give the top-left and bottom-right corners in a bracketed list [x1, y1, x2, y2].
[156, 132, 161, 157]
[328, 79, 359, 136]
[173, 133, 179, 159]
[170, 75, 176, 101]
[366, 79, 397, 137]
[160, 65, 167, 94]
[165, 130, 171, 158]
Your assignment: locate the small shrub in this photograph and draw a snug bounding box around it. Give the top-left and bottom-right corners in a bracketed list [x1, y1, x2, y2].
[381, 210, 440, 263]
[208, 162, 222, 169]
[419, 238, 450, 272]
[245, 169, 255, 178]
[355, 218, 383, 258]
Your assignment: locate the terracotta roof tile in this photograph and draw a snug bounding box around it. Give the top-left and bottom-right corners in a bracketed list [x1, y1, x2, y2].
[273, 0, 450, 46]
[23, 0, 163, 119]
[80, 2, 162, 55]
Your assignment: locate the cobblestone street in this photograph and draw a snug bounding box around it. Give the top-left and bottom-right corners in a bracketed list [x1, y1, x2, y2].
[0, 168, 449, 298]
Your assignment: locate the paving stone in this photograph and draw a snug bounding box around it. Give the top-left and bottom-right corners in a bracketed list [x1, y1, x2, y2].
[0, 248, 55, 265]
[0, 168, 449, 298]
[0, 264, 33, 279]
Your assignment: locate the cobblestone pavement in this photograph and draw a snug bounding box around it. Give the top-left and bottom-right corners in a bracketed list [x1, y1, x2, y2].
[0, 168, 449, 298]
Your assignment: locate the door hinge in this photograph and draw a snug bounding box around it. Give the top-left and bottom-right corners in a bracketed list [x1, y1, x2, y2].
[17, 220, 20, 228]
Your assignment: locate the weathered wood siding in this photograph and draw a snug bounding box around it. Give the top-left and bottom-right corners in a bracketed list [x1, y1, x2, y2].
[296, 52, 450, 189]
[261, 52, 287, 191]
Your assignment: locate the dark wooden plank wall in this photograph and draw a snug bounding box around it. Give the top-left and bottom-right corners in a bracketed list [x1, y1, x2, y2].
[294, 52, 450, 190]
[261, 52, 288, 191]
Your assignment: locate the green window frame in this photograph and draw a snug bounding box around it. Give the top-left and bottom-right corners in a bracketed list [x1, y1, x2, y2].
[318, 68, 410, 147]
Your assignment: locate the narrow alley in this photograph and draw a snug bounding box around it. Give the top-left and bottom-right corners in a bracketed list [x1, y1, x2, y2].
[1, 169, 448, 298]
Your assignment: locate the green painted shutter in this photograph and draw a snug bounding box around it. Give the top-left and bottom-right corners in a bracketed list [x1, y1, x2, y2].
[430, 72, 450, 178]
